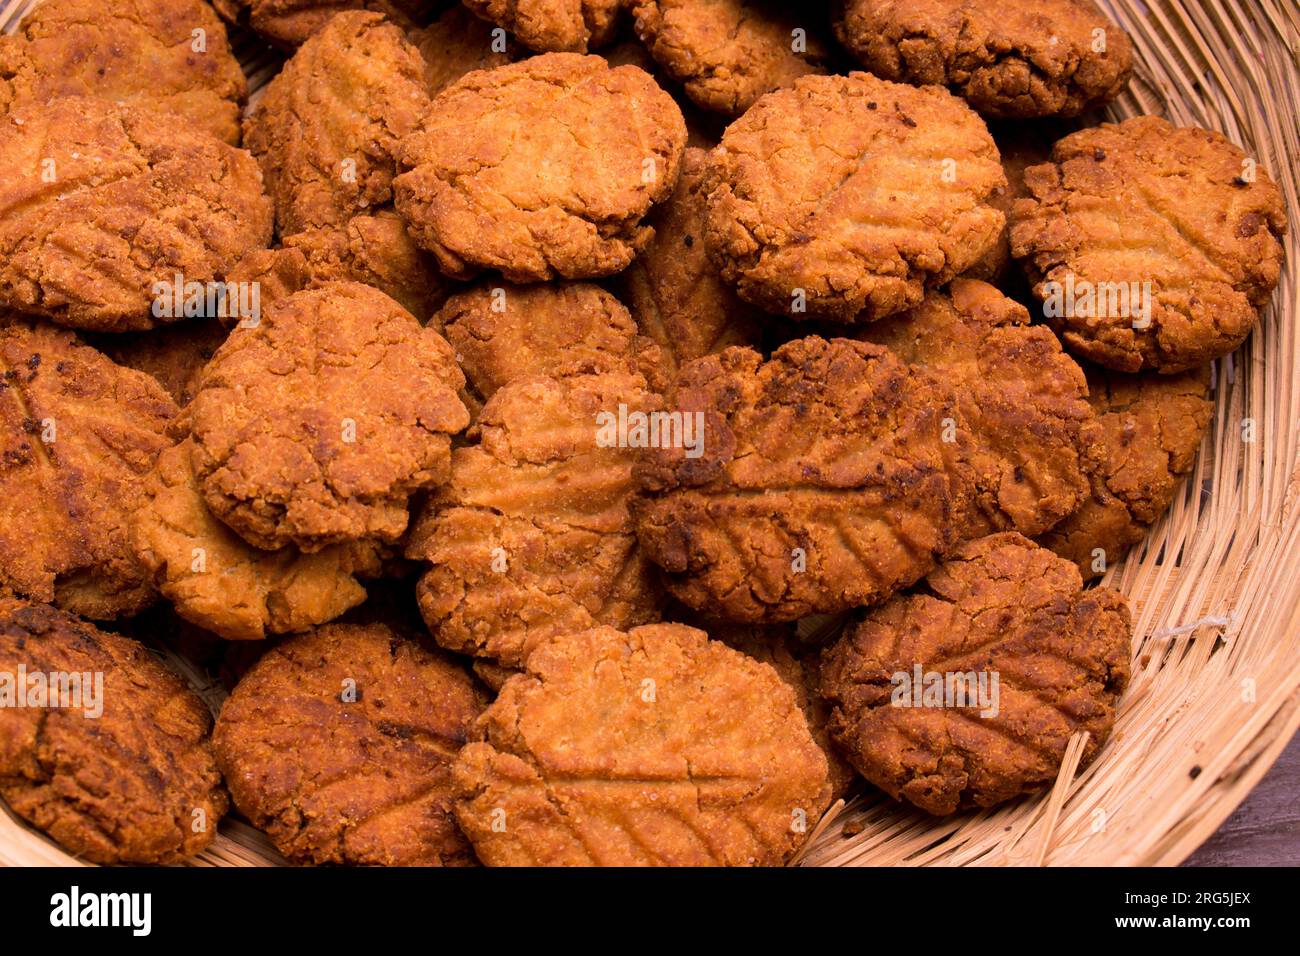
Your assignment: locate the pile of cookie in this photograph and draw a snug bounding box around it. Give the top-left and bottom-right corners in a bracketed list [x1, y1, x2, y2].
[0, 0, 1285, 866]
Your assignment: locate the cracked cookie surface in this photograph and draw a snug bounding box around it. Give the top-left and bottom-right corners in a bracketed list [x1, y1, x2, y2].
[188, 281, 469, 552]
[213, 621, 485, 865]
[834, 0, 1133, 118]
[1010, 116, 1287, 372]
[244, 11, 433, 237]
[431, 280, 664, 414]
[1040, 364, 1213, 576]
[855, 279, 1102, 539]
[0, 0, 247, 145]
[0, 96, 272, 333]
[462, 0, 622, 53]
[132, 440, 382, 641]
[407, 370, 663, 668]
[633, 337, 974, 622]
[0, 321, 177, 619]
[631, 0, 831, 116]
[394, 53, 686, 281]
[0, 600, 227, 864]
[819, 532, 1130, 815]
[703, 72, 1005, 322]
[452, 622, 831, 865]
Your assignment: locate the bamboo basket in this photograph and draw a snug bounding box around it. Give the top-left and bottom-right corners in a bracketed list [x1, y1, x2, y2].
[1, 0, 1298, 868]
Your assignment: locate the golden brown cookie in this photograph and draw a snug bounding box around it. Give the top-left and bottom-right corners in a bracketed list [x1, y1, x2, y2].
[227, 211, 447, 321]
[618, 147, 763, 383]
[855, 279, 1101, 538]
[187, 282, 469, 552]
[452, 622, 832, 865]
[394, 53, 687, 281]
[212, 0, 435, 48]
[631, 0, 831, 116]
[819, 532, 1130, 815]
[213, 622, 485, 865]
[244, 11, 432, 237]
[462, 0, 622, 53]
[407, 370, 663, 668]
[431, 280, 663, 411]
[834, 0, 1133, 118]
[0, 322, 177, 619]
[1040, 364, 1213, 576]
[632, 337, 972, 622]
[703, 72, 1005, 323]
[132, 440, 383, 641]
[1010, 116, 1288, 372]
[0, 96, 272, 333]
[91, 320, 229, 408]
[0, 601, 227, 864]
[0, 0, 247, 145]
[414, 3, 521, 95]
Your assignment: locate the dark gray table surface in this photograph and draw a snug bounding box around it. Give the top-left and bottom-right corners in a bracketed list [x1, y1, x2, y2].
[1183, 731, 1300, 866]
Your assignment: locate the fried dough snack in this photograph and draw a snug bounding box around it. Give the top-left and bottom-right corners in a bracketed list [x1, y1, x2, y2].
[633, 337, 972, 622]
[0, 322, 177, 619]
[1041, 365, 1213, 576]
[133, 441, 382, 641]
[819, 533, 1130, 815]
[855, 279, 1101, 538]
[703, 72, 1005, 323]
[631, 0, 831, 117]
[0, 97, 272, 333]
[212, 0, 435, 48]
[462, 0, 622, 53]
[0, 601, 227, 864]
[962, 124, 1047, 283]
[834, 0, 1133, 119]
[452, 622, 832, 865]
[92, 320, 230, 407]
[188, 282, 469, 552]
[244, 11, 432, 237]
[407, 370, 663, 668]
[431, 280, 663, 411]
[618, 147, 763, 382]
[394, 53, 687, 281]
[0, 0, 247, 145]
[1010, 116, 1287, 372]
[414, 3, 520, 95]
[228, 211, 447, 321]
[214, 622, 485, 865]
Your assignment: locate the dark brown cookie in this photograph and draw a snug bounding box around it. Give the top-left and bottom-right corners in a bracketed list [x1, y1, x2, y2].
[819, 533, 1130, 815]
[0, 321, 178, 619]
[0, 601, 226, 864]
[834, 0, 1133, 118]
[213, 622, 485, 865]
[632, 337, 973, 622]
